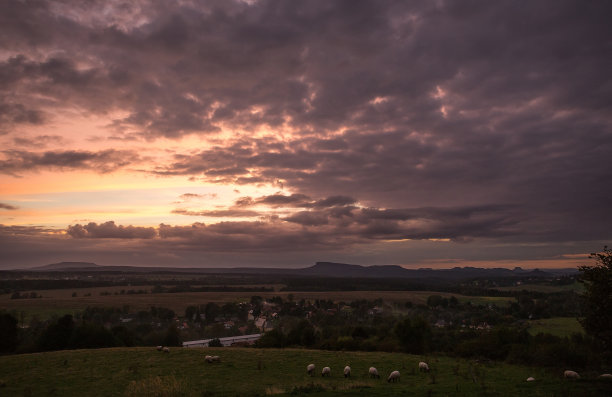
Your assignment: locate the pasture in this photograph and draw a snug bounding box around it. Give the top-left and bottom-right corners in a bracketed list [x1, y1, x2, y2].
[0, 347, 610, 396]
[527, 317, 584, 338]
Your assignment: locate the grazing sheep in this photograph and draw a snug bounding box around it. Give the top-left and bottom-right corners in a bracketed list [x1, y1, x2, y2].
[321, 367, 331, 377]
[526, 377, 535, 382]
[205, 355, 220, 363]
[344, 366, 351, 378]
[599, 374, 612, 380]
[156, 346, 163, 351]
[369, 367, 380, 378]
[564, 370, 580, 379]
[307, 364, 315, 376]
[387, 370, 400, 383]
[418, 362, 429, 372]
[162, 347, 170, 353]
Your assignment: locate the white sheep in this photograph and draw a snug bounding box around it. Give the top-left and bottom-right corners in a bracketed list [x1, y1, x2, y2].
[599, 373, 612, 380]
[162, 347, 170, 353]
[307, 364, 315, 376]
[369, 367, 380, 378]
[205, 355, 220, 363]
[526, 377, 535, 382]
[564, 370, 580, 379]
[156, 346, 163, 351]
[321, 367, 331, 377]
[205, 355, 213, 362]
[344, 366, 351, 378]
[418, 361, 429, 372]
[387, 370, 400, 383]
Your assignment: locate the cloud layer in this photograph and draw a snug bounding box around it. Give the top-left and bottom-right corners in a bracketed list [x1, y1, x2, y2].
[1, 0, 611, 268]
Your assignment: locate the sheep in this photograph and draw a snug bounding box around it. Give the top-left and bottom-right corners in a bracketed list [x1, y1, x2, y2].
[307, 364, 315, 376]
[205, 355, 220, 363]
[344, 366, 351, 378]
[156, 346, 163, 351]
[162, 347, 170, 353]
[369, 367, 380, 379]
[418, 361, 429, 372]
[564, 370, 580, 379]
[599, 374, 612, 380]
[205, 355, 213, 362]
[321, 367, 331, 377]
[526, 377, 535, 382]
[387, 370, 400, 383]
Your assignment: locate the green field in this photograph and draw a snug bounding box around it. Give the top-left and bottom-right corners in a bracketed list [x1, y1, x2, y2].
[0, 348, 610, 396]
[527, 317, 584, 338]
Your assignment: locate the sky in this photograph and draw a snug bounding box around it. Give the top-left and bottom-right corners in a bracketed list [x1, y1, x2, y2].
[1, 0, 611, 269]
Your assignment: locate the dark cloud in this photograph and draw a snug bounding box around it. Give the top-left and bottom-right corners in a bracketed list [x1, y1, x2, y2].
[0, 203, 18, 210]
[0, 103, 45, 127]
[178, 193, 218, 201]
[256, 193, 312, 207]
[1, 1, 610, 139]
[172, 209, 261, 217]
[0, 149, 139, 175]
[284, 211, 330, 226]
[67, 221, 156, 239]
[13, 135, 65, 148]
[233, 193, 357, 209]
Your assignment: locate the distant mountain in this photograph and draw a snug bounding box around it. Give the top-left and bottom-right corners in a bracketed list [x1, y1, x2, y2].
[302, 262, 416, 278]
[298, 262, 565, 279]
[30, 261, 100, 271]
[21, 260, 577, 279]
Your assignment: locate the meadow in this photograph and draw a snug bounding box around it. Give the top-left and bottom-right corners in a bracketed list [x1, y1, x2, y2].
[527, 317, 584, 338]
[1, 347, 610, 396]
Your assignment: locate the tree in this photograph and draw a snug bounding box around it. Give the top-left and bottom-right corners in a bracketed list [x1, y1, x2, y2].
[163, 324, 181, 347]
[394, 316, 431, 354]
[0, 313, 18, 354]
[578, 246, 612, 352]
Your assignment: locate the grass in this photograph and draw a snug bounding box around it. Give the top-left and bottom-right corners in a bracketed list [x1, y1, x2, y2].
[527, 317, 584, 338]
[0, 347, 611, 396]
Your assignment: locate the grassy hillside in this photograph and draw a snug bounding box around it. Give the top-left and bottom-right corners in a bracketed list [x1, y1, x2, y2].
[1, 347, 610, 396]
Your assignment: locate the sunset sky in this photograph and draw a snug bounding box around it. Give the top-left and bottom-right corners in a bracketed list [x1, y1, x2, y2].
[1, 0, 611, 269]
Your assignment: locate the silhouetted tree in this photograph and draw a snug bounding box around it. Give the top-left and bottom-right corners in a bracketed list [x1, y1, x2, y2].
[163, 324, 181, 347]
[0, 313, 18, 354]
[394, 316, 431, 354]
[579, 246, 612, 353]
[69, 323, 118, 349]
[38, 314, 74, 351]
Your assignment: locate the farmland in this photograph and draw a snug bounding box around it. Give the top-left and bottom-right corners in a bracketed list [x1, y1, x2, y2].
[0, 288, 513, 322]
[527, 317, 584, 338]
[1, 347, 610, 396]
